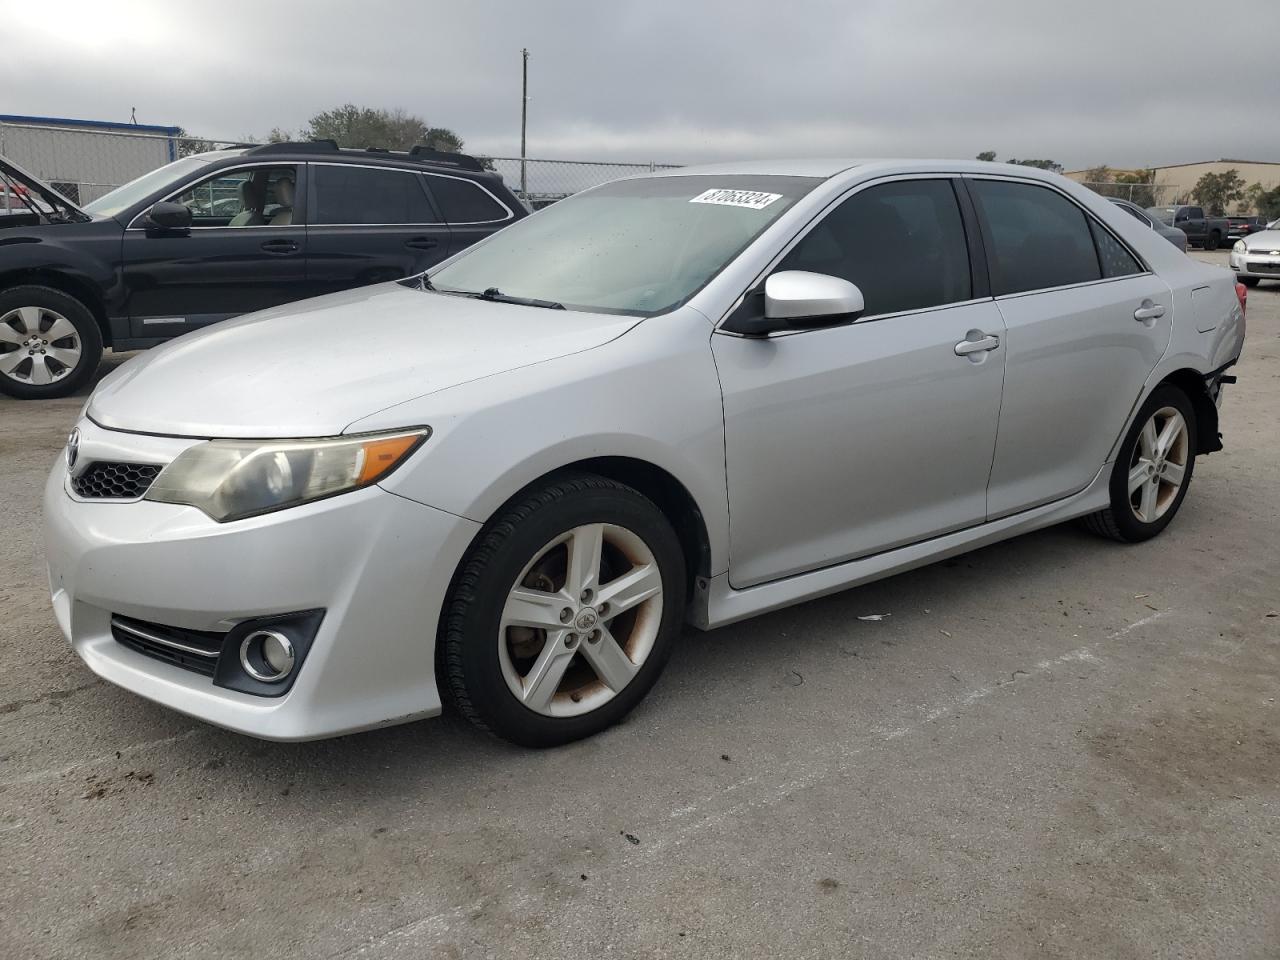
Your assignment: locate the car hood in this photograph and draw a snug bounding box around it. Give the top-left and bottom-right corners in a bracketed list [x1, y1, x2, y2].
[88, 282, 641, 438]
[1241, 229, 1280, 251]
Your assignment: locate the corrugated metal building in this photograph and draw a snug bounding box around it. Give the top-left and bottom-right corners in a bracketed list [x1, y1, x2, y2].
[0, 114, 181, 204]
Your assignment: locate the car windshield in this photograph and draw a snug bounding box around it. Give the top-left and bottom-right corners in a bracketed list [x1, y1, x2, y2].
[84, 155, 215, 218]
[428, 175, 820, 316]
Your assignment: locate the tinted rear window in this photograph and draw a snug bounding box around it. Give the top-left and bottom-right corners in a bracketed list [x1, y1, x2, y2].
[313, 165, 434, 224]
[971, 180, 1101, 295]
[428, 176, 509, 223]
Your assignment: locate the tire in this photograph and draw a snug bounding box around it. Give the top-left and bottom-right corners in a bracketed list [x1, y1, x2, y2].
[1080, 384, 1197, 543]
[439, 473, 687, 747]
[0, 285, 103, 399]
[1204, 232, 1220, 251]
[1239, 276, 1259, 288]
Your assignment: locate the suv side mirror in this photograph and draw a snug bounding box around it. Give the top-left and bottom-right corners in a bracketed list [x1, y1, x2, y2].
[144, 201, 192, 235]
[721, 271, 865, 336]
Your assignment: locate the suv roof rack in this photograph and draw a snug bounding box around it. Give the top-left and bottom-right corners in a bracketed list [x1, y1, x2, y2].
[408, 146, 486, 172]
[242, 140, 488, 173]
[245, 139, 340, 155]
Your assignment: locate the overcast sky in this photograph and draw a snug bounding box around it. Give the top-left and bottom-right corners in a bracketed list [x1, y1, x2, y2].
[4, 0, 1275, 170]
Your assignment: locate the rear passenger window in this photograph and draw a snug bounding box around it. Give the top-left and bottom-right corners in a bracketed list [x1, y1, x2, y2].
[426, 175, 509, 223]
[1090, 221, 1143, 279]
[970, 180, 1101, 295]
[313, 165, 434, 224]
[777, 179, 971, 316]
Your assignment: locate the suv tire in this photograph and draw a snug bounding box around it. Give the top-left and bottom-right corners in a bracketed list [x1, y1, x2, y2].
[0, 285, 103, 400]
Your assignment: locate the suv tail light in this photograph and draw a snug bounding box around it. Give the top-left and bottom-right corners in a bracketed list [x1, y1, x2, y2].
[1235, 282, 1247, 317]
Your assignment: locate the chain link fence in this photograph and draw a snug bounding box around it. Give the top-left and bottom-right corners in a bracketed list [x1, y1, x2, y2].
[1077, 180, 1185, 208]
[0, 119, 678, 209]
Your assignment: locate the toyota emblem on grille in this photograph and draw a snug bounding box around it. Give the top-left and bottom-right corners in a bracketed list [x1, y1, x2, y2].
[66, 428, 80, 470]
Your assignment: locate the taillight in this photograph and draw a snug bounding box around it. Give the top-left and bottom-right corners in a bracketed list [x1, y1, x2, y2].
[1235, 281, 1247, 317]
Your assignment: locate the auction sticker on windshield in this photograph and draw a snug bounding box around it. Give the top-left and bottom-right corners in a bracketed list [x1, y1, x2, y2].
[689, 188, 782, 210]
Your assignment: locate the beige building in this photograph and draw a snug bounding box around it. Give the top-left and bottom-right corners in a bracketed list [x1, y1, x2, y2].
[1065, 159, 1280, 212]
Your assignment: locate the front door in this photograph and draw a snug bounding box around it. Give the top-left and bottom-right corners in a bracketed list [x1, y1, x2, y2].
[303, 162, 453, 298]
[965, 177, 1174, 518]
[122, 163, 306, 338]
[713, 177, 1007, 588]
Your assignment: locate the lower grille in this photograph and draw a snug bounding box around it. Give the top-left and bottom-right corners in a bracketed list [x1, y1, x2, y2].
[1246, 260, 1280, 274]
[111, 615, 225, 677]
[72, 461, 161, 499]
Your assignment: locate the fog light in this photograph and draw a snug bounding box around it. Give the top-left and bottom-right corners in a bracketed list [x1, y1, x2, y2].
[239, 629, 295, 683]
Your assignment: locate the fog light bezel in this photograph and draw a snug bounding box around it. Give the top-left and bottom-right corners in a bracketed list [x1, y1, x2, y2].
[213, 609, 325, 698]
[239, 629, 296, 683]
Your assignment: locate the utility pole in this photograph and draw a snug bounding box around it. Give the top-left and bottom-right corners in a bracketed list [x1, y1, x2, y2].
[520, 48, 529, 199]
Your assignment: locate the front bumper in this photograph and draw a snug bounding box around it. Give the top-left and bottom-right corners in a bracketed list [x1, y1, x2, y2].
[1230, 249, 1280, 279]
[43, 421, 480, 740]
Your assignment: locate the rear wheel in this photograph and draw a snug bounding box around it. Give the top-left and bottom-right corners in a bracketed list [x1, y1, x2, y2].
[1204, 231, 1220, 251]
[0, 285, 103, 399]
[1081, 385, 1196, 543]
[439, 474, 686, 747]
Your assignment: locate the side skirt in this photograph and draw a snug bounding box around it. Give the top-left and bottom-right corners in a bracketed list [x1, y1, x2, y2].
[690, 464, 1112, 630]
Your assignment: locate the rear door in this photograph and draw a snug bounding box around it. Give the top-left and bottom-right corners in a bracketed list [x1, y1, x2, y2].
[303, 162, 452, 297]
[967, 177, 1173, 518]
[121, 163, 306, 336]
[423, 172, 520, 257]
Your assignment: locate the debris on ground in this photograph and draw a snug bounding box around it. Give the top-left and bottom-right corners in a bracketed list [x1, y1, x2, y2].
[857, 614, 890, 621]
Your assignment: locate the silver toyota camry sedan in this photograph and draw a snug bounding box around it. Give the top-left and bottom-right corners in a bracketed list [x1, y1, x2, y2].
[44, 160, 1245, 747]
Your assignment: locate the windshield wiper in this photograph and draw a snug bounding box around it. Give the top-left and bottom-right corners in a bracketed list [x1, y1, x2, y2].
[475, 287, 565, 310]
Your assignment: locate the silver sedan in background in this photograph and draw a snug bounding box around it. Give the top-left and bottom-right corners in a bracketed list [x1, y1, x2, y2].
[45, 160, 1244, 747]
[1109, 197, 1188, 251]
[1231, 218, 1280, 287]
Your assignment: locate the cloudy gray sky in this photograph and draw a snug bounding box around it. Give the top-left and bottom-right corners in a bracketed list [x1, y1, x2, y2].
[4, 0, 1275, 170]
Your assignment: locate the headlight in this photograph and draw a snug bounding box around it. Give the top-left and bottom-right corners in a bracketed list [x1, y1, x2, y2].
[1233, 240, 1246, 254]
[145, 428, 429, 522]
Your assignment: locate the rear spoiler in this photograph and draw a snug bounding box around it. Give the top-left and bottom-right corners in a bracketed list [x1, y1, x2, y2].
[0, 154, 89, 221]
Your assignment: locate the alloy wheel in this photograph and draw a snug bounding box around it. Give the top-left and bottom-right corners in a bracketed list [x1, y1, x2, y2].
[1127, 405, 1189, 524]
[0, 306, 82, 386]
[498, 522, 664, 718]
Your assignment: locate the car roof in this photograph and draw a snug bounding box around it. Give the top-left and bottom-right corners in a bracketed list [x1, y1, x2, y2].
[187, 144, 501, 181]
[647, 158, 1076, 181]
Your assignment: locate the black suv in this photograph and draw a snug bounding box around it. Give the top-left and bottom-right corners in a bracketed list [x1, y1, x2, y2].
[0, 141, 527, 398]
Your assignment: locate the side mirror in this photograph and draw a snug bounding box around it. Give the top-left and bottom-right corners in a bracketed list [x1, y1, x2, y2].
[721, 270, 864, 336]
[144, 201, 192, 235]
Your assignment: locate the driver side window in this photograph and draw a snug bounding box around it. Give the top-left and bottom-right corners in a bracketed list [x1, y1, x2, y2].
[172, 166, 298, 227]
[777, 179, 972, 317]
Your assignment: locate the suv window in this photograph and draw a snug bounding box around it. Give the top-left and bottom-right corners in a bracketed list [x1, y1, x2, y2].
[970, 180, 1101, 295]
[1114, 202, 1153, 228]
[427, 175, 509, 223]
[313, 164, 435, 225]
[1185, 207, 1204, 220]
[777, 179, 971, 316]
[172, 165, 297, 227]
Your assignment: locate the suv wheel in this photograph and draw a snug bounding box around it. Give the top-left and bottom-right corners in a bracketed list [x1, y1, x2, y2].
[439, 473, 686, 747]
[1204, 232, 1220, 251]
[0, 285, 103, 399]
[1080, 385, 1196, 543]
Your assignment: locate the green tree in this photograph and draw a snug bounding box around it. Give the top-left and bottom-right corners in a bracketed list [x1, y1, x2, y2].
[1251, 183, 1280, 220]
[1191, 169, 1245, 216]
[302, 104, 466, 153]
[975, 150, 997, 162]
[1113, 168, 1158, 207]
[1006, 158, 1064, 173]
[173, 127, 217, 158]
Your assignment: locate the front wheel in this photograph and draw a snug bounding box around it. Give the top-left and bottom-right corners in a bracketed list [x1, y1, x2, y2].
[1081, 385, 1197, 543]
[0, 285, 103, 399]
[439, 474, 686, 747]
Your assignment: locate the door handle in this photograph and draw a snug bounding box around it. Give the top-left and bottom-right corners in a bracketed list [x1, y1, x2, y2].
[404, 237, 440, 250]
[1134, 301, 1166, 322]
[261, 239, 299, 255]
[954, 333, 1000, 357]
